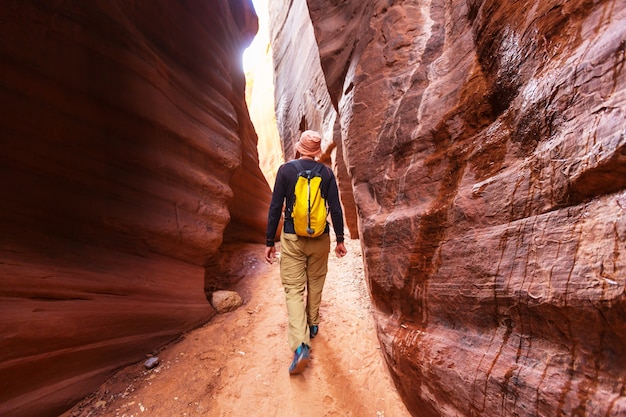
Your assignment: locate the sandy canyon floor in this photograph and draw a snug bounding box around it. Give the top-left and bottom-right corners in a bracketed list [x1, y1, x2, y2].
[63, 238, 411, 417]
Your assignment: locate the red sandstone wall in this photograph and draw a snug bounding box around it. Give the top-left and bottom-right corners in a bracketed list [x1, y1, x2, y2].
[267, 0, 360, 238]
[273, 0, 626, 415]
[0, 1, 269, 416]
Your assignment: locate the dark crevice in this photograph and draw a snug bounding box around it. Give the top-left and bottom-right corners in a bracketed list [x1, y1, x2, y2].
[565, 141, 626, 206]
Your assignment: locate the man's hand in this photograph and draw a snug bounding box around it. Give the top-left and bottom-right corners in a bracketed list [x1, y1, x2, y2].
[265, 246, 276, 264]
[335, 242, 347, 258]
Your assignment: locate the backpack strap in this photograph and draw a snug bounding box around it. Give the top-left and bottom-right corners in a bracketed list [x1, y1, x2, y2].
[289, 159, 324, 177]
[289, 160, 328, 201]
[310, 162, 324, 177]
[290, 159, 305, 174]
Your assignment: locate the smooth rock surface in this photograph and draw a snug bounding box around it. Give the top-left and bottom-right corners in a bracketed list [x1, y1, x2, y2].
[0, 1, 269, 416]
[271, 0, 626, 416]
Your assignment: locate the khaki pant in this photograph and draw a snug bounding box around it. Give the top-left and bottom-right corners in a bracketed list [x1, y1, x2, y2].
[279, 232, 330, 352]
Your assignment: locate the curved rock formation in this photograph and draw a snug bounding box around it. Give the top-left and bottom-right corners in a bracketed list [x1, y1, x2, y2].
[0, 1, 269, 416]
[268, 0, 360, 238]
[272, 0, 626, 416]
[244, 3, 284, 188]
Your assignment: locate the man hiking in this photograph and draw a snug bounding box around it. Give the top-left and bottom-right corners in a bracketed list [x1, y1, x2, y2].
[265, 130, 347, 375]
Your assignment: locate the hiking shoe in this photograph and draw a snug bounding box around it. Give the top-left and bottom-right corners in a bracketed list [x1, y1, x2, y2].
[309, 325, 318, 339]
[288, 343, 310, 375]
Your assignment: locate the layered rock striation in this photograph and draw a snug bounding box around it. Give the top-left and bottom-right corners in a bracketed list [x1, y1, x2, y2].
[272, 0, 626, 415]
[0, 1, 268, 416]
[268, 0, 360, 238]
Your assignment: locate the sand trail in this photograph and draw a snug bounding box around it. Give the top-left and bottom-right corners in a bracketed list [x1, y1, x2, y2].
[65, 239, 411, 417]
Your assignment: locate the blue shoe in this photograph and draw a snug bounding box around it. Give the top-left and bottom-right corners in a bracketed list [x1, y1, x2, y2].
[289, 343, 310, 375]
[309, 325, 318, 339]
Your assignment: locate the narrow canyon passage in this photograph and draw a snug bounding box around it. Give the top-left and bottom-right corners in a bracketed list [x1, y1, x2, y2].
[3, 0, 625, 415]
[63, 239, 411, 417]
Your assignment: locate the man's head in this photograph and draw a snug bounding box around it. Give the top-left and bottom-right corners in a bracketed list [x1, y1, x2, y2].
[295, 130, 322, 158]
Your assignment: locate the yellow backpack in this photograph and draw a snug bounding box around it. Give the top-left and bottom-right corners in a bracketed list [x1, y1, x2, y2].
[291, 160, 327, 237]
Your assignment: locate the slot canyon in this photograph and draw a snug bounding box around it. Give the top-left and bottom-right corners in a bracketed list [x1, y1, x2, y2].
[1, 0, 625, 416]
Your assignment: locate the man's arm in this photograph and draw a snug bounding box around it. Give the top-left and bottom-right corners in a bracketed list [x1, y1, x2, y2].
[325, 169, 346, 258]
[335, 241, 347, 258]
[265, 165, 287, 263]
[265, 245, 277, 264]
[326, 172, 345, 244]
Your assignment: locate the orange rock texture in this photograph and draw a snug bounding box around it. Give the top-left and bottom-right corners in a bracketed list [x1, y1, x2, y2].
[271, 0, 626, 416]
[0, 1, 269, 416]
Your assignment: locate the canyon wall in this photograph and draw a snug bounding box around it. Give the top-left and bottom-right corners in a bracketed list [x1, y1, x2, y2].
[0, 1, 269, 416]
[244, 3, 284, 188]
[268, 0, 360, 238]
[271, 0, 626, 416]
